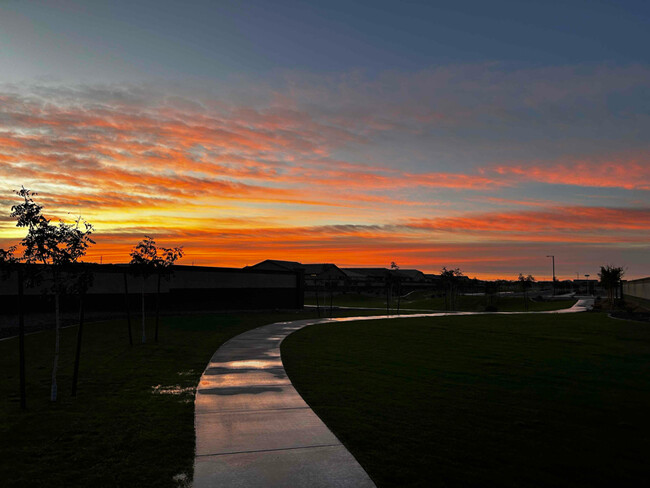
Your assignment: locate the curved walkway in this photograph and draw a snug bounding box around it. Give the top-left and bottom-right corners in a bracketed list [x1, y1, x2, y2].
[193, 299, 593, 487]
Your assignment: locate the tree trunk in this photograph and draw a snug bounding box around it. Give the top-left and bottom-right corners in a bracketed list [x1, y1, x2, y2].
[329, 281, 333, 317]
[397, 283, 401, 315]
[155, 273, 161, 342]
[386, 282, 390, 315]
[524, 290, 529, 311]
[123, 272, 133, 346]
[51, 291, 60, 402]
[71, 289, 85, 396]
[18, 266, 26, 410]
[141, 276, 146, 343]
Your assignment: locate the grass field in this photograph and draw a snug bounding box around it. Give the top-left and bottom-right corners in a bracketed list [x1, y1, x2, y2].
[0, 308, 382, 487]
[305, 291, 576, 312]
[282, 312, 650, 487]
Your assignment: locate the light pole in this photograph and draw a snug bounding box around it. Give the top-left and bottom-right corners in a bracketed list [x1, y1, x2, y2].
[546, 255, 555, 295]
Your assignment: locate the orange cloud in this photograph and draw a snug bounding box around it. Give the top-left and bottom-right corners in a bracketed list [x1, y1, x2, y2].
[407, 206, 650, 241]
[1, 89, 506, 229]
[491, 156, 650, 190]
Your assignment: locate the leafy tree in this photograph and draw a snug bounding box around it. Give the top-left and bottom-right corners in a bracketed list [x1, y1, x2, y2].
[441, 267, 463, 310]
[129, 236, 183, 343]
[598, 265, 624, 309]
[10, 187, 94, 401]
[0, 245, 19, 274]
[518, 273, 535, 311]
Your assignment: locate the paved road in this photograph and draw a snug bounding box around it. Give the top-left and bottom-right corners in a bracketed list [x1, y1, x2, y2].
[193, 299, 593, 487]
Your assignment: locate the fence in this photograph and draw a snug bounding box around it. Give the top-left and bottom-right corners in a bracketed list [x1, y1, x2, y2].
[0, 264, 304, 314]
[623, 277, 650, 302]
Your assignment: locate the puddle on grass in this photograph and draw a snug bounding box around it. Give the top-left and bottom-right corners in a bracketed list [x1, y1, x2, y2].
[151, 385, 196, 403]
[173, 472, 191, 488]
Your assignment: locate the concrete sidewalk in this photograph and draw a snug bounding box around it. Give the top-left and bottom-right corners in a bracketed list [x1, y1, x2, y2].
[193, 300, 593, 487]
[193, 318, 376, 487]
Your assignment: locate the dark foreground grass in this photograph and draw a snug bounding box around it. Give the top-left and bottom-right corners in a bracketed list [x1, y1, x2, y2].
[0, 308, 366, 488]
[305, 292, 576, 312]
[282, 313, 650, 487]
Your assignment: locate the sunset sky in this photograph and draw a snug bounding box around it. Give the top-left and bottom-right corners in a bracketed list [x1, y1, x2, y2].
[1, 0, 649, 280]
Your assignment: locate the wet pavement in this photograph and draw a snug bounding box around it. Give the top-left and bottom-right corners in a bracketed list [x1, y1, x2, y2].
[193, 298, 593, 487]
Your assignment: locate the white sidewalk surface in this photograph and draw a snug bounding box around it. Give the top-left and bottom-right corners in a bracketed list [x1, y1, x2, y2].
[193, 298, 593, 487]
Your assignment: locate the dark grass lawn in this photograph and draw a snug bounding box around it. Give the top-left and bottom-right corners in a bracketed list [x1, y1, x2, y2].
[305, 292, 576, 312]
[0, 308, 375, 488]
[282, 312, 650, 487]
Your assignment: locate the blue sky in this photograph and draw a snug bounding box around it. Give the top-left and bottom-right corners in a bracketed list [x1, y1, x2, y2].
[2, 0, 649, 81]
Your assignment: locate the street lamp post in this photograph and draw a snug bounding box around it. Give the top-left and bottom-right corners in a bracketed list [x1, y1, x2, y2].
[546, 255, 555, 295]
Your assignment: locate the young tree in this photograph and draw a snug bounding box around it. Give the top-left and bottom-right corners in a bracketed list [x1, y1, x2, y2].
[484, 280, 498, 310]
[0, 245, 18, 263]
[71, 264, 94, 396]
[314, 277, 321, 318]
[10, 187, 94, 401]
[441, 267, 463, 311]
[385, 269, 393, 315]
[0, 246, 26, 409]
[390, 262, 402, 315]
[598, 265, 625, 309]
[130, 236, 157, 344]
[123, 270, 134, 346]
[155, 245, 184, 340]
[518, 273, 535, 311]
[129, 236, 183, 343]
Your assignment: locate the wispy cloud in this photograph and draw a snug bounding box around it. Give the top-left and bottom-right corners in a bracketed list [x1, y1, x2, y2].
[407, 206, 650, 243]
[491, 155, 650, 191]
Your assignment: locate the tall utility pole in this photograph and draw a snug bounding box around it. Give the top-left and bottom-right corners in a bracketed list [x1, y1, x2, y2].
[546, 255, 555, 295]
